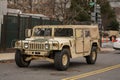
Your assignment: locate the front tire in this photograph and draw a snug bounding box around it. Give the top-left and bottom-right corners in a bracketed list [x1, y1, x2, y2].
[85, 46, 97, 64]
[15, 50, 30, 67]
[54, 49, 70, 71]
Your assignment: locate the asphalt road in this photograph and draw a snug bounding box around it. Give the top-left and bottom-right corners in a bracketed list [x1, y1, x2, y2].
[0, 50, 120, 80]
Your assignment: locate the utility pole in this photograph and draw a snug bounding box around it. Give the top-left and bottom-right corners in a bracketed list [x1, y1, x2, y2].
[94, 0, 97, 24]
[90, 0, 102, 46]
[95, 2, 102, 47]
[90, 0, 97, 24]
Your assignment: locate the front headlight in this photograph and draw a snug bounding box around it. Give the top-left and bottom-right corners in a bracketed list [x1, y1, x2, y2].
[15, 41, 23, 48]
[45, 44, 50, 50]
[24, 43, 28, 49]
[15, 41, 21, 47]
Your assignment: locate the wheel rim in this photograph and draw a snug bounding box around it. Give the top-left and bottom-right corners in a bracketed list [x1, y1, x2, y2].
[92, 51, 96, 60]
[62, 54, 68, 66]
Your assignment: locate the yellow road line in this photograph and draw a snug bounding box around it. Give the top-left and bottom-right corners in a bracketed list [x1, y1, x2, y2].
[62, 64, 120, 80]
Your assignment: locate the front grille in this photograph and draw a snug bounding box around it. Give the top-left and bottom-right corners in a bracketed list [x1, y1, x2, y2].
[29, 43, 45, 50]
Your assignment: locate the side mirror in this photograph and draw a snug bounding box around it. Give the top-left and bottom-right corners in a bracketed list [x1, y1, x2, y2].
[25, 29, 32, 38]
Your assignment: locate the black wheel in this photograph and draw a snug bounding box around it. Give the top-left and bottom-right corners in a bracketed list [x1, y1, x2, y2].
[85, 46, 97, 64]
[15, 50, 31, 67]
[54, 49, 70, 71]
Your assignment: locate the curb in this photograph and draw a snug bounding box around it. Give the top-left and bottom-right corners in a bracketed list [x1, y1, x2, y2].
[100, 48, 115, 52]
[0, 59, 14, 63]
[0, 53, 15, 61]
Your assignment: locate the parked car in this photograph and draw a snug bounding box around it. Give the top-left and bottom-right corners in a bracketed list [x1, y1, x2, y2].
[14, 25, 100, 71]
[113, 38, 120, 50]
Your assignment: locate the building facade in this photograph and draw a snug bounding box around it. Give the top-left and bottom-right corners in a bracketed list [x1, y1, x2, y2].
[0, 0, 7, 45]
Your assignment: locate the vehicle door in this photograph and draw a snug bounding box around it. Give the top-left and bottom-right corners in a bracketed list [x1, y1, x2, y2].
[83, 29, 91, 52]
[75, 29, 84, 53]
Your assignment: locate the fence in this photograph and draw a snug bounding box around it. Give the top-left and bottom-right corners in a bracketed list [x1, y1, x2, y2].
[0, 13, 61, 51]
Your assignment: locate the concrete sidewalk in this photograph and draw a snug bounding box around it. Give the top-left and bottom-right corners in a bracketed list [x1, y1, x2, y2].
[0, 47, 115, 61]
[0, 53, 15, 61]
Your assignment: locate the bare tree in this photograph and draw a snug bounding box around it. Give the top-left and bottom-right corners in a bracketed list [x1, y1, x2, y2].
[7, 0, 71, 23]
[53, 0, 71, 24]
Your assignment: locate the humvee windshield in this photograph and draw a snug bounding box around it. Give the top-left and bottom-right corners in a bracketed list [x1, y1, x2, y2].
[33, 28, 52, 36]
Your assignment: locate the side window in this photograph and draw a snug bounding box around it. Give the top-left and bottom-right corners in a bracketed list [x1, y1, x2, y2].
[76, 29, 83, 38]
[85, 30, 90, 37]
[55, 28, 73, 37]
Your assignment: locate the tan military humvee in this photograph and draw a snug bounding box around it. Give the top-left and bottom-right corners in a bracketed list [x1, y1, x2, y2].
[14, 25, 100, 71]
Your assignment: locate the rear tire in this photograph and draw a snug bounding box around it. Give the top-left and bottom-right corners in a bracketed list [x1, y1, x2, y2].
[54, 49, 70, 71]
[85, 46, 97, 64]
[15, 50, 30, 67]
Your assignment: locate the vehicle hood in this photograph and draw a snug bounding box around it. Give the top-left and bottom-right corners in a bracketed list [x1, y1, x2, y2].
[24, 37, 73, 43]
[25, 37, 48, 42]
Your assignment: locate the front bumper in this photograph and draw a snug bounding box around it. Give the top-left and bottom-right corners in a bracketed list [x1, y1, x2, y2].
[24, 50, 50, 56]
[113, 42, 120, 49]
[113, 47, 120, 50]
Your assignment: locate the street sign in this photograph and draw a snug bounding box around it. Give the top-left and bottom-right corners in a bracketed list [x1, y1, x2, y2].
[96, 4, 101, 13]
[96, 9, 101, 13]
[96, 4, 100, 9]
[91, 12, 96, 17]
[97, 14, 101, 18]
[91, 12, 96, 21]
[89, 2, 95, 7]
[97, 18, 102, 24]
